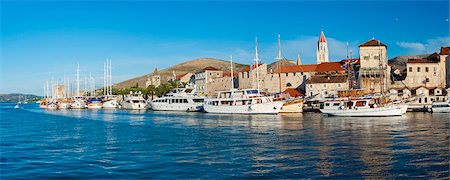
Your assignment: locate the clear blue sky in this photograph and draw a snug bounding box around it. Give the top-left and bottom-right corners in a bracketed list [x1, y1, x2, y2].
[1, 0, 449, 95]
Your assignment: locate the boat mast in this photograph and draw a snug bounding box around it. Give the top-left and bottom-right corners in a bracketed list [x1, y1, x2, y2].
[109, 59, 112, 95]
[254, 37, 260, 90]
[230, 55, 234, 91]
[378, 40, 384, 96]
[277, 34, 282, 94]
[76, 64, 80, 96]
[104, 61, 106, 96]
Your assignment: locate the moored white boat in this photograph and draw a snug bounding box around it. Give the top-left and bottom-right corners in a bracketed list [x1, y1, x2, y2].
[102, 95, 119, 109]
[204, 89, 283, 114]
[46, 99, 59, 110]
[71, 96, 86, 109]
[121, 91, 148, 110]
[431, 100, 450, 113]
[320, 98, 404, 117]
[149, 87, 204, 112]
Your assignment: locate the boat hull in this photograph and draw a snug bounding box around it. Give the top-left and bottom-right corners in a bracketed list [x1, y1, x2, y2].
[204, 101, 283, 114]
[71, 100, 86, 109]
[150, 102, 203, 112]
[102, 100, 118, 109]
[320, 106, 403, 117]
[431, 107, 450, 113]
[280, 101, 303, 113]
[121, 102, 147, 110]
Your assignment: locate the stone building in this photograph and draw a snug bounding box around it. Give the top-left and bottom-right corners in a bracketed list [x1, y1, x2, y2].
[438, 47, 449, 88]
[263, 64, 318, 94]
[205, 72, 237, 96]
[404, 57, 440, 88]
[194, 66, 224, 95]
[358, 39, 390, 94]
[238, 64, 267, 90]
[145, 67, 161, 88]
[306, 75, 348, 98]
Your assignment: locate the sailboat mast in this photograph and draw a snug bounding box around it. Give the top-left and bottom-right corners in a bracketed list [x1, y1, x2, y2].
[277, 34, 282, 93]
[109, 59, 112, 95]
[76, 64, 80, 96]
[230, 55, 234, 91]
[104, 62, 106, 96]
[255, 37, 260, 90]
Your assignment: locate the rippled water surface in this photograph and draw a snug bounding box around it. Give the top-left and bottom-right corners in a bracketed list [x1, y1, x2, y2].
[1, 103, 449, 179]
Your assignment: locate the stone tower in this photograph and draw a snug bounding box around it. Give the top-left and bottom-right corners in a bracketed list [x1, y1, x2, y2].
[358, 38, 390, 94]
[316, 31, 329, 64]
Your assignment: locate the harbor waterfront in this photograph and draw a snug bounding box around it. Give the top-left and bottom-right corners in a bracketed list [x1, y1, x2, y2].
[1, 103, 449, 179]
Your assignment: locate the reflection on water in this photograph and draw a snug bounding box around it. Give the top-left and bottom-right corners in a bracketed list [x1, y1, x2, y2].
[1, 104, 449, 179]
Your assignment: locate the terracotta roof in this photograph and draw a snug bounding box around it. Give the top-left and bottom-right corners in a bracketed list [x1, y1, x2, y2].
[440, 47, 450, 55]
[176, 73, 189, 79]
[315, 62, 344, 73]
[306, 75, 347, 84]
[359, 39, 387, 48]
[280, 64, 318, 73]
[407, 58, 438, 64]
[203, 66, 219, 71]
[282, 88, 304, 97]
[319, 31, 327, 43]
[222, 72, 238, 77]
[239, 64, 263, 72]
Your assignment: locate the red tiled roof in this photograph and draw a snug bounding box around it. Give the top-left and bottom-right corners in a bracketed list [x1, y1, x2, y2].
[282, 88, 304, 97]
[319, 31, 327, 43]
[239, 64, 263, 72]
[440, 47, 450, 55]
[203, 66, 219, 71]
[306, 75, 347, 84]
[222, 72, 238, 77]
[280, 64, 318, 73]
[315, 62, 344, 73]
[359, 39, 387, 48]
[407, 58, 438, 64]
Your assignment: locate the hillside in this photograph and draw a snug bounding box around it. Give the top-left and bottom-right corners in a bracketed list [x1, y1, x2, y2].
[0, 93, 40, 103]
[113, 58, 247, 89]
[389, 54, 430, 72]
[267, 59, 297, 73]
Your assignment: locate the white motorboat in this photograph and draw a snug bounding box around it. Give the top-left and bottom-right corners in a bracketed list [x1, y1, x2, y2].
[58, 98, 70, 109]
[431, 100, 450, 113]
[102, 95, 119, 109]
[121, 91, 148, 110]
[87, 97, 103, 109]
[149, 87, 204, 112]
[320, 98, 404, 117]
[204, 89, 284, 114]
[71, 96, 86, 109]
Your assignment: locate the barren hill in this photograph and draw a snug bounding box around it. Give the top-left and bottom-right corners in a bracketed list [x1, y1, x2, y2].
[113, 58, 247, 89]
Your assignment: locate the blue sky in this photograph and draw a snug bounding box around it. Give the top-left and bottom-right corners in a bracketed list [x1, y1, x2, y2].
[1, 0, 449, 95]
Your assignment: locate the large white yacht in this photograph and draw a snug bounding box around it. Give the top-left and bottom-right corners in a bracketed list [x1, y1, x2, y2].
[203, 89, 284, 114]
[319, 97, 404, 117]
[149, 87, 204, 112]
[121, 91, 148, 110]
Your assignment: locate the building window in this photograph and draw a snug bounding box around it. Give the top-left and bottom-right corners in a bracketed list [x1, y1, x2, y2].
[338, 84, 341, 88]
[293, 72, 296, 76]
[286, 83, 292, 87]
[409, 67, 412, 72]
[374, 55, 379, 60]
[417, 67, 420, 72]
[433, 67, 437, 72]
[323, 84, 327, 88]
[286, 73, 288, 77]
[425, 67, 429, 72]
[310, 85, 313, 88]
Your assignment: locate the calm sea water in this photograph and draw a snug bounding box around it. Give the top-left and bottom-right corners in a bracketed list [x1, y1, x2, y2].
[1, 103, 449, 179]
